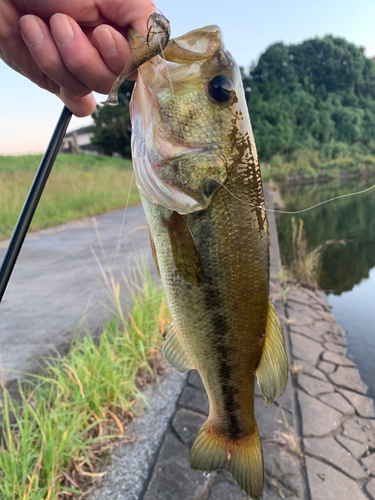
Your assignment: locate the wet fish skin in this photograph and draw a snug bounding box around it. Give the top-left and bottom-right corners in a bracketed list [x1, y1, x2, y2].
[130, 25, 288, 500]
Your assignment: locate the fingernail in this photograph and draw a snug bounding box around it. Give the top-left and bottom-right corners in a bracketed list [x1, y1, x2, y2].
[20, 16, 44, 47]
[51, 14, 74, 45]
[95, 27, 117, 54]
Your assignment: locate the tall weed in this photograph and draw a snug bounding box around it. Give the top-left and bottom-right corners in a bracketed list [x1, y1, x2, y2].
[0, 267, 170, 499]
[289, 217, 323, 288]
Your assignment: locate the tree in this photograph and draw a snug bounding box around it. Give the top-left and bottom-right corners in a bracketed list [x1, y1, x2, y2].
[245, 35, 375, 161]
[91, 80, 135, 158]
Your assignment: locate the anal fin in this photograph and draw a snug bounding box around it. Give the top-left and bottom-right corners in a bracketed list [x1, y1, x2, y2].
[256, 300, 288, 407]
[162, 324, 195, 374]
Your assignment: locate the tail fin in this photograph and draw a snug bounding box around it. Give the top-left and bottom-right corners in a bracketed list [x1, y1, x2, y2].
[190, 420, 263, 500]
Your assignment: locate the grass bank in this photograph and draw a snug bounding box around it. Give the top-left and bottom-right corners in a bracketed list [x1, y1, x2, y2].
[0, 268, 170, 499]
[0, 154, 141, 241]
[261, 147, 375, 183]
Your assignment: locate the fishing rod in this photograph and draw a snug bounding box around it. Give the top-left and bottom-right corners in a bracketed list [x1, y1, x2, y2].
[0, 105, 72, 302]
[0, 13, 177, 303]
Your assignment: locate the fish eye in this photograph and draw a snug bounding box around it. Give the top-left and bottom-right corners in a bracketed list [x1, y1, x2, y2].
[208, 75, 235, 103]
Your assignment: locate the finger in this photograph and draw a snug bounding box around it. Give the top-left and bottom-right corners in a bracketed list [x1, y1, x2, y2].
[20, 15, 91, 97]
[59, 88, 97, 117]
[98, 0, 157, 37]
[92, 25, 132, 76]
[15, 0, 157, 34]
[50, 13, 118, 94]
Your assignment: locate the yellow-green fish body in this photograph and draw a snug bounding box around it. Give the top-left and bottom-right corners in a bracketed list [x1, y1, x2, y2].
[130, 25, 288, 500]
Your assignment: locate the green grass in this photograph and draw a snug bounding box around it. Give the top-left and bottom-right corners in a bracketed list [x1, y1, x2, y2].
[0, 154, 141, 240]
[263, 148, 375, 182]
[0, 267, 170, 499]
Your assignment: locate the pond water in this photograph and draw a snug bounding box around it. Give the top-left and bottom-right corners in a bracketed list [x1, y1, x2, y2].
[275, 177, 375, 400]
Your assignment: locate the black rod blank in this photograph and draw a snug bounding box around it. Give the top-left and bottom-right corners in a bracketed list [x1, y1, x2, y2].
[0, 105, 72, 302]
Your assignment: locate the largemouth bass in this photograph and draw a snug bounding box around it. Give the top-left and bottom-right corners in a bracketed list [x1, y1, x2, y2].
[129, 25, 288, 499]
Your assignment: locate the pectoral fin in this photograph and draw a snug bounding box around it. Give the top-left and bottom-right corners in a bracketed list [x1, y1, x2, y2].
[148, 227, 161, 278]
[256, 300, 288, 407]
[162, 212, 203, 286]
[162, 324, 195, 374]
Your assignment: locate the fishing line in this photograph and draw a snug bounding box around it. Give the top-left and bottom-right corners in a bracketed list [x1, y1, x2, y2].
[91, 171, 134, 344]
[265, 182, 375, 214]
[146, 24, 375, 216]
[111, 170, 135, 268]
[208, 176, 375, 215]
[158, 39, 191, 150]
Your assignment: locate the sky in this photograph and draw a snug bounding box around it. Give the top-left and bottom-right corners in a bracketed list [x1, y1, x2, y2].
[1, 0, 375, 155]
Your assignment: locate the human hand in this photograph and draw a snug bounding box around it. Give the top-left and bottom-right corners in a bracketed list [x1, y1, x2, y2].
[0, 0, 156, 116]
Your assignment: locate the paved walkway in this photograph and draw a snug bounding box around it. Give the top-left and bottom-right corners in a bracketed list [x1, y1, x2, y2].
[0, 205, 156, 388]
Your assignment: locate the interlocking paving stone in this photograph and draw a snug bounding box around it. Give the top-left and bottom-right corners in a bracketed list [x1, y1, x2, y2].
[366, 478, 375, 499]
[322, 350, 354, 366]
[304, 437, 368, 479]
[172, 408, 205, 446]
[287, 303, 322, 322]
[305, 456, 368, 500]
[262, 481, 300, 500]
[207, 478, 247, 499]
[336, 434, 369, 459]
[142, 430, 211, 500]
[255, 397, 293, 439]
[298, 390, 341, 437]
[186, 369, 205, 392]
[287, 287, 327, 311]
[316, 310, 336, 322]
[178, 385, 209, 415]
[322, 331, 347, 346]
[304, 287, 328, 306]
[323, 341, 346, 355]
[361, 453, 375, 475]
[275, 380, 295, 414]
[291, 333, 324, 365]
[300, 363, 328, 381]
[306, 320, 335, 337]
[263, 441, 304, 497]
[338, 389, 375, 418]
[286, 288, 317, 307]
[329, 366, 368, 394]
[289, 324, 324, 342]
[342, 417, 375, 446]
[297, 373, 334, 396]
[318, 361, 336, 374]
[318, 392, 354, 416]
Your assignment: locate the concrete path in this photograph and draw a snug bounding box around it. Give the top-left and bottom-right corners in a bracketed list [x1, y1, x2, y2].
[0, 205, 156, 386]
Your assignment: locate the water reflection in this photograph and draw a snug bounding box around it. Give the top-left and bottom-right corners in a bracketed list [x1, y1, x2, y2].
[275, 177, 375, 399]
